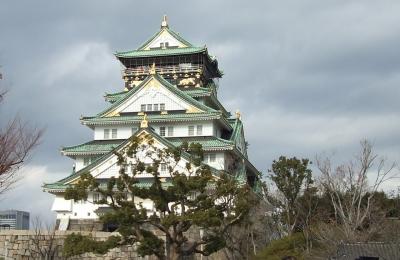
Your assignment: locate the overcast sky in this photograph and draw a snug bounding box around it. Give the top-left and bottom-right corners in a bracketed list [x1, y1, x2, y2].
[1, 0, 400, 224]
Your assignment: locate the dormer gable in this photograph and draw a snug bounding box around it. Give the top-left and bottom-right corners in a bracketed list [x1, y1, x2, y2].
[137, 16, 193, 51]
[99, 74, 215, 118]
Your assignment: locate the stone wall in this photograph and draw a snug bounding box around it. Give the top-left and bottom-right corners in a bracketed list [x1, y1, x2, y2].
[0, 230, 226, 260]
[0, 230, 150, 260]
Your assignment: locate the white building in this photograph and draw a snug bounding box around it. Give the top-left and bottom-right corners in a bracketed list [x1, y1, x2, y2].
[43, 16, 261, 231]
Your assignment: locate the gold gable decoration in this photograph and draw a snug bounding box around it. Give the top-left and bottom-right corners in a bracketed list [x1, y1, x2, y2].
[186, 106, 202, 114]
[149, 63, 156, 75]
[140, 113, 148, 128]
[105, 110, 120, 117]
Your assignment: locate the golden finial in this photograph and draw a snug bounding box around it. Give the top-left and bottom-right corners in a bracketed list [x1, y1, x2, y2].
[141, 113, 148, 128]
[161, 15, 168, 28]
[235, 110, 241, 120]
[149, 63, 156, 75]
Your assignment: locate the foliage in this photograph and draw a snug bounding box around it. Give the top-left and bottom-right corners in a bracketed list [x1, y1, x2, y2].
[269, 156, 313, 234]
[63, 233, 121, 257]
[253, 233, 306, 260]
[64, 134, 258, 259]
[316, 140, 397, 240]
[264, 140, 399, 259]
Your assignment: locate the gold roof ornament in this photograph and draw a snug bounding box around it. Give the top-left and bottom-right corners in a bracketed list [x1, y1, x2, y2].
[161, 15, 168, 28]
[235, 110, 241, 120]
[140, 113, 148, 128]
[149, 63, 156, 75]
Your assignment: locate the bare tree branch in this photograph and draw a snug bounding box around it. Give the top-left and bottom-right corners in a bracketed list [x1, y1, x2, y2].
[0, 89, 43, 195]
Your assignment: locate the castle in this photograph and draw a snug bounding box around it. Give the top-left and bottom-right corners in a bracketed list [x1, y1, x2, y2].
[43, 16, 261, 230]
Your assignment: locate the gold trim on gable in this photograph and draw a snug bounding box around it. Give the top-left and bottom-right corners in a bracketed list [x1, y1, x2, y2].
[104, 110, 120, 117]
[186, 106, 202, 113]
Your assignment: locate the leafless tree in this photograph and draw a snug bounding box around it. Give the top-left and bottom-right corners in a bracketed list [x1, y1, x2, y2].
[316, 139, 398, 240]
[28, 216, 60, 260]
[0, 83, 43, 195]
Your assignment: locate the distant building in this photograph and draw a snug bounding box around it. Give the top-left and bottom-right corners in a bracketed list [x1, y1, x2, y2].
[0, 210, 29, 230]
[334, 242, 400, 260]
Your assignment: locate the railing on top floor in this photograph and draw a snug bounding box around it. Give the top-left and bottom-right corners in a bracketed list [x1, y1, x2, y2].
[123, 64, 203, 76]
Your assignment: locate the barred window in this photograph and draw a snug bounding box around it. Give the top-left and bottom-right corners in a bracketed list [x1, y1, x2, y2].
[93, 193, 100, 203]
[188, 125, 195, 136]
[153, 104, 159, 111]
[160, 103, 165, 111]
[209, 154, 216, 162]
[197, 125, 203, 135]
[84, 157, 91, 166]
[141, 104, 146, 111]
[111, 129, 117, 139]
[104, 129, 110, 139]
[160, 126, 166, 136]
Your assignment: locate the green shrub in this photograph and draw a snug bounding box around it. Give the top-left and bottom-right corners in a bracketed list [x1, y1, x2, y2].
[63, 233, 120, 257]
[253, 233, 306, 260]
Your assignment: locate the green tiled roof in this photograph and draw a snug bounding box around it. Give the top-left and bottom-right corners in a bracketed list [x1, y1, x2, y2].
[104, 91, 127, 103]
[62, 136, 234, 157]
[62, 140, 124, 156]
[115, 46, 206, 58]
[183, 87, 212, 97]
[168, 137, 234, 151]
[230, 119, 242, 142]
[81, 112, 222, 126]
[43, 178, 173, 192]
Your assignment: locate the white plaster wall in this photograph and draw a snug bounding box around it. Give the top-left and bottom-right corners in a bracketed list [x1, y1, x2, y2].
[75, 158, 85, 171]
[94, 125, 139, 140]
[204, 152, 225, 170]
[94, 121, 216, 140]
[145, 30, 185, 49]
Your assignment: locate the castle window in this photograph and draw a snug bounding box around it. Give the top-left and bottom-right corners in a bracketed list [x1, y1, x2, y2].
[188, 125, 195, 136]
[197, 125, 203, 135]
[153, 104, 159, 111]
[204, 154, 216, 163]
[84, 157, 91, 166]
[141, 104, 146, 111]
[111, 129, 117, 139]
[147, 104, 152, 111]
[167, 126, 174, 136]
[160, 103, 165, 111]
[93, 193, 100, 203]
[160, 126, 166, 136]
[160, 163, 167, 173]
[160, 42, 165, 48]
[104, 129, 110, 139]
[209, 154, 216, 162]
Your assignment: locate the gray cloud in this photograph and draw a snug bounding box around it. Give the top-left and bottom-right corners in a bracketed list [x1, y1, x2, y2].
[1, 0, 400, 223]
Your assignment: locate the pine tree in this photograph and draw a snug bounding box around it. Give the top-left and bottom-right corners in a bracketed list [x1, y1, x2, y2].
[64, 135, 259, 259]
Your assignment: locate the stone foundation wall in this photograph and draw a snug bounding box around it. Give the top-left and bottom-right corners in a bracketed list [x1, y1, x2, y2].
[0, 230, 226, 260]
[0, 230, 151, 260]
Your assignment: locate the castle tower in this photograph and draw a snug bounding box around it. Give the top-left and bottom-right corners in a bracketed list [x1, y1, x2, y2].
[43, 17, 260, 231]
